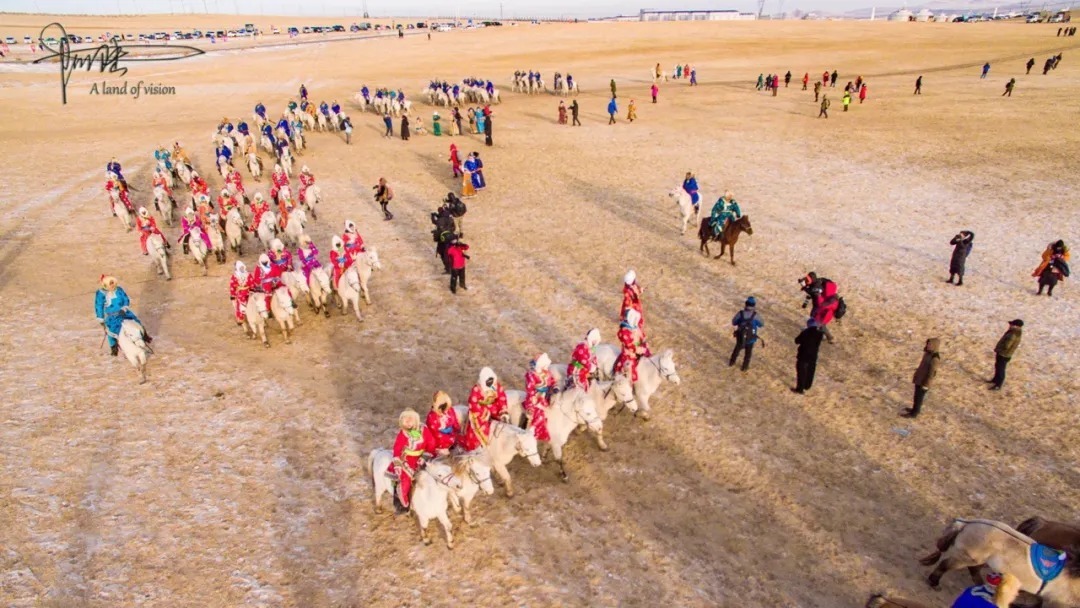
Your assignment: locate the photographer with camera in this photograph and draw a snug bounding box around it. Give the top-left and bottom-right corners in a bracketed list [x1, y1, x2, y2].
[373, 177, 394, 221]
[799, 272, 844, 344]
[431, 198, 456, 273]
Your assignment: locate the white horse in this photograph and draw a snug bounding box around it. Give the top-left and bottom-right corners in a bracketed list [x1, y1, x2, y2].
[112, 197, 133, 231]
[225, 208, 245, 255]
[145, 233, 170, 281]
[367, 452, 461, 548]
[452, 406, 542, 498]
[595, 347, 681, 420]
[281, 270, 310, 306]
[538, 388, 604, 482]
[256, 210, 278, 251]
[247, 152, 263, 181]
[336, 265, 366, 322]
[244, 292, 269, 346]
[116, 319, 151, 384]
[299, 112, 315, 131]
[307, 267, 333, 317]
[260, 134, 273, 154]
[301, 185, 321, 220]
[188, 226, 209, 275]
[445, 454, 495, 525]
[280, 148, 293, 177]
[506, 376, 634, 437]
[291, 129, 305, 153]
[153, 186, 175, 226]
[157, 161, 175, 188]
[269, 286, 299, 343]
[354, 249, 381, 305]
[669, 187, 699, 235]
[176, 162, 193, 189]
[217, 157, 231, 180]
[316, 113, 329, 132]
[205, 219, 226, 264]
[283, 208, 307, 246]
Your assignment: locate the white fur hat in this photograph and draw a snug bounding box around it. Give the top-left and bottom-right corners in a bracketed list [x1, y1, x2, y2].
[344, 219, 356, 232]
[534, 353, 551, 371]
[254, 193, 264, 201]
[624, 269, 636, 286]
[274, 164, 282, 172]
[234, 261, 247, 275]
[301, 165, 310, 173]
[138, 207, 148, 216]
[271, 238, 284, 252]
[478, 366, 497, 386]
[625, 309, 641, 327]
[221, 189, 229, 196]
[258, 253, 270, 265]
[331, 235, 344, 248]
[184, 207, 195, 216]
[586, 328, 601, 346]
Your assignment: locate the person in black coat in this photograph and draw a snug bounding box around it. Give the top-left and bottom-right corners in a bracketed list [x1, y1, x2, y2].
[948, 230, 974, 286]
[484, 113, 493, 146]
[793, 319, 825, 394]
[400, 114, 410, 141]
[431, 201, 456, 273]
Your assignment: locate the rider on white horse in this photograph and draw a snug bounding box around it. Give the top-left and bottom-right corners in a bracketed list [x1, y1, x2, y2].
[95, 275, 151, 357]
[251, 253, 289, 311]
[268, 238, 295, 273]
[135, 207, 168, 256]
[342, 219, 366, 259]
[298, 165, 316, 204]
[388, 409, 438, 514]
[296, 234, 322, 282]
[567, 328, 601, 390]
[229, 261, 256, 327]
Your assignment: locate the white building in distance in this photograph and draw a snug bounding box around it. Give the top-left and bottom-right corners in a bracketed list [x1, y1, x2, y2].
[639, 9, 758, 21]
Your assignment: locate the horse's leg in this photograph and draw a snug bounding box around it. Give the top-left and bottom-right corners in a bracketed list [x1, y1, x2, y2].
[729, 243, 737, 266]
[418, 514, 432, 545]
[373, 486, 383, 513]
[552, 443, 569, 482]
[594, 429, 609, 452]
[462, 495, 474, 526]
[927, 554, 977, 589]
[715, 241, 727, 260]
[967, 566, 983, 586]
[493, 462, 513, 498]
[437, 511, 454, 549]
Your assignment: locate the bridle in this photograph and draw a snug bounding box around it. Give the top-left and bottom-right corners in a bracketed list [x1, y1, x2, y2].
[648, 355, 678, 382]
[513, 433, 539, 460]
[602, 383, 635, 409]
[558, 391, 600, 428]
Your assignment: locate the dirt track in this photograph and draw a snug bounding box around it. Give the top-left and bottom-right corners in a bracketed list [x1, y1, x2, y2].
[1, 18, 1078, 608]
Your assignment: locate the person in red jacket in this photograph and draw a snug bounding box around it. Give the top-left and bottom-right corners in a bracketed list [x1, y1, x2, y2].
[801, 272, 839, 343]
[859, 83, 868, 104]
[566, 328, 601, 389]
[447, 237, 469, 294]
[462, 367, 508, 451]
[329, 235, 353, 289]
[389, 408, 437, 514]
[424, 391, 459, 455]
[616, 309, 648, 382]
[620, 270, 651, 354]
[252, 253, 284, 310]
[342, 219, 366, 258]
[249, 193, 270, 233]
[229, 261, 256, 326]
[135, 207, 166, 255]
[523, 353, 558, 441]
[802, 72, 809, 90]
[822, 70, 829, 87]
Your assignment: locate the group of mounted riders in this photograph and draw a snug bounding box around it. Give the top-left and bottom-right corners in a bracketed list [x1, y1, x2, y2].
[682, 171, 743, 237]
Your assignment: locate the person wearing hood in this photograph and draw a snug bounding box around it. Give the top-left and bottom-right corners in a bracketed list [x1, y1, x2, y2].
[389, 409, 437, 514]
[463, 367, 508, 451]
[431, 200, 456, 273]
[229, 261, 256, 327]
[424, 391, 459, 456]
[793, 319, 825, 394]
[902, 338, 941, 418]
[730, 297, 764, 372]
[989, 319, 1023, 391]
[616, 309, 648, 382]
[523, 353, 558, 440]
[252, 252, 286, 311]
[95, 275, 151, 357]
[567, 328, 602, 390]
[948, 231, 974, 286]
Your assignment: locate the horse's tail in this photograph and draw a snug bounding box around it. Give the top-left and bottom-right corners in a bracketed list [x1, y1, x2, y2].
[1016, 516, 1045, 537]
[919, 519, 965, 565]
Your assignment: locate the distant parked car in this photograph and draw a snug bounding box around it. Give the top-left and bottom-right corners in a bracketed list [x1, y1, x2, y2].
[360, 23, 371, 30]
[124, 33, 134, 40]
[302, 26, 312, 33]
[5, 36, 16, 44]
[417, 22, 427, 28]
[271, 26, 281, 34]
[23, 35, 31, 44]
[333, 25, 345, 32]
[350, 24, 360, 32]
[287, 26, 299, 35]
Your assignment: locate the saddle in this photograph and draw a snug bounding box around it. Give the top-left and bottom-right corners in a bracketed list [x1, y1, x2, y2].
[1030, 543, 1067, 592]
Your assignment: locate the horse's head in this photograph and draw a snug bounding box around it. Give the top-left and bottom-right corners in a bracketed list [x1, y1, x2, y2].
[274, 287, 295, 313]
[738, 215, 753, 235]
[464, 456, 495, 496]
[658, 349, 681, 385]
[426, 460, 461, 490]
[227, 208, 243, 224]
[365, 248, 383, 270]
[289, 272, 310, 294]
[513, 428, 542, 467]
[611, 376, 637, 410]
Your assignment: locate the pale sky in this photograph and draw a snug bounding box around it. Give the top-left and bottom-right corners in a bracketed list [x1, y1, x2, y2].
[8, 0, 902, 19]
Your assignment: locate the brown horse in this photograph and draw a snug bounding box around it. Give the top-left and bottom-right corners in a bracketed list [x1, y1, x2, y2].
[865, 594, 931, 608]
[698, 215, 753, 265]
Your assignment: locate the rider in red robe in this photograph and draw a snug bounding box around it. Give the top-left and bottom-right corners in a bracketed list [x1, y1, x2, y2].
[425, 391, 460, 454]
[342, 219, 366, 258]
[269, 164, 289, 202]
[462, 367, 508, 451]
[251, 253, 284, 310]
[616, 309, 648, 383]
[135, 208, 166, 255]
[621, 269, 646, 333]
[225, 167, 245, 197]
[389, 409, 437, 513]
[229, 261, 256, 325]
[329, 235, 354, 288]
[268, 238, 295, 273]
[298, 166, 315, 203]
[567, 328, 601, 390]
[151, 170, 172, 196]
[190, 171, 210, 200]
[249, 194, 270, 233]
[524, 353, 558, 442]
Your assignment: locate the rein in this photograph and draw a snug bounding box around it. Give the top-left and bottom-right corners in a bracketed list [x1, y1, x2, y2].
[648, 355, 677, 382]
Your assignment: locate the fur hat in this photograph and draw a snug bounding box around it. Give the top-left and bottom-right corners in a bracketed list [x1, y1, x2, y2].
[478, 366, 497, 388]
[185, 207, 195, 216]
[586, 328, 601, 346]
[234, 261, 247, 276]
[301, 165, 310, 173]
[398, 409, 420, 429]
[533, 353, 551, 372]
[1009, 319, 1024, 327]
[431, 391, 452, 411]
[331, 235, 344, 249]
[271, 238, 284, 252]
[625, 309, 641, 328]
[344, 219, 356, 233]
[258, 253, 270, 266]
[254, 193, 264, 202]
[138, 207, 148, 217]
[299, 234, 312, 246]
[100, 275, 117, 289]
[624, 269, 636, 286]
[221, 188, 229, 197]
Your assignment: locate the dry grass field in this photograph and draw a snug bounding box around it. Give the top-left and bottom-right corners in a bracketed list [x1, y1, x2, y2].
[1, 14, 1079, 608]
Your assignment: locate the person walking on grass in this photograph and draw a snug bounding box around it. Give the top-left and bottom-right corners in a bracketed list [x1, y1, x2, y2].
[400, 114, 410, 140]
[729, 297, 764, 372]
[1026, 57, 1035, 74]
[570, 99, 581, 126]
[383, 113, 393, 138]
[914, 75, 923, 95]
[981, 62, 990, 79]
[948, 230, 974, 286]
[447, 236, 469, 294]
[802, 72, 809, 90]
[1003, 78, 1015, 97]
[842, 90, 851, 112]
[627, 99, 637, 123]
[859, 83, 867, 104]
[607, 97, 618, 125]
[819, 94, 830, 118]
[814, 81, 821, 102]
[784, 70, 792, 87]
[830, 69, 838, 87]
[373, 177, 394, 221]
[651, 83, 658, 103]
[901, 338, 940, 418]
[988, 319, 1022, 391]
[792, 319, 824, 394]
[610, 78, 617, 99]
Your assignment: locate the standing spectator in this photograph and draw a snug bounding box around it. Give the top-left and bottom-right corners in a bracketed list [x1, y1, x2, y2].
[948, 230, 974, 286]
[802, 72, 809, 90]
[341, 115, 353, 144]
[400, 114, 410, 140]
[689, 67, 697, 85]
[570, 99, 581, 126]
[801, 272, 840, 343]
[813, 81, 821, 102]
[1026, 57, 1036, 74]
[448, 191, 467, 237]
[651, 82, 659, 103]
[627, 99, 637, 123]
[772, 74, 779, 96]
[914, 75, 923, 95]
[988, 319, 1023, 391]
[842, 90, 852, 112]
[1058, 27, 1063, 36]
[373, 177, 393, 220]
[610, 78, 617, 99]
[793, 320, 825, 394]
[757, 74, 765, 90]
[447, 237, 469, 293]
[382, 112, 393, 138]
[729, 297, 764, 372]
[981, 62, 990, 79]
[607, 97, 618, 125]
[859, 84, 868, 104]
[558, 100, 567, 124]
[432, 111, 442, 136]
[431, 201, 455, 272]
[452, 107, 463, 136]
[818, 94, 830, 118]
[449, 143, 462, 178]
[830, 69, 838, 87]
[784, 70, 792, 87]
[1002, 78, 1015, 97]
[902, 338, 940, 418]
[484, 111, 493, 146]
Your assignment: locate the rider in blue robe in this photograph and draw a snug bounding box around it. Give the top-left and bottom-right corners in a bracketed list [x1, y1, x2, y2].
[95, 277, 149, 356]
[319, 101, 330, 116]
[361, 85, 370, 101]
[682, 174, 700, 211]
[299, 84, 308, 100]
[276, 117, 292, 138]
[331, 101, 341, 115]
[153, 148, 172, 171]
[237, 121, 249, 136]
[470, 153, 486, 190]
[218, 144, 232, 163]
[486, 81, 494, 96]
[255, 102, 266, 120]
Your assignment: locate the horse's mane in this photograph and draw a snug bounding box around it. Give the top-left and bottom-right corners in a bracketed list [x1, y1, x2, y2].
[448, 455, 471, 478]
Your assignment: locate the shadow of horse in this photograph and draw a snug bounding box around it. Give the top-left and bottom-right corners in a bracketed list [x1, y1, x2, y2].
[698, 215, 753, 265]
